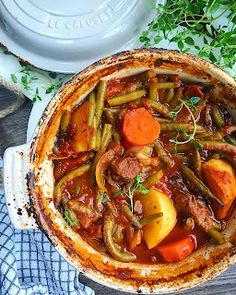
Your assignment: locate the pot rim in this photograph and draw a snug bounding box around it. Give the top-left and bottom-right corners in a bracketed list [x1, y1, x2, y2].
[28, 48, 236, 294]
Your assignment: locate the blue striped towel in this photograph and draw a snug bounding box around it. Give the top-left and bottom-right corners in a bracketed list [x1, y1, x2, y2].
[0, 159, 95, 295]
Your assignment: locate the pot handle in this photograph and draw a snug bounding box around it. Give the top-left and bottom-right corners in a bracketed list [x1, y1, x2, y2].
[3, 143, 38, 229]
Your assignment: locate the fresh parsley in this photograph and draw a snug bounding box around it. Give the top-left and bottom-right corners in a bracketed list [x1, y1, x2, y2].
[141, 0, 236, 77]
[114, 175, 149, 212]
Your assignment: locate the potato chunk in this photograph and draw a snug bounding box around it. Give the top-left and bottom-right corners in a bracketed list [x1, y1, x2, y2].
[202, 159, 236, 220]
[137, 189, 177, 249]
[70, 101, 90, 152]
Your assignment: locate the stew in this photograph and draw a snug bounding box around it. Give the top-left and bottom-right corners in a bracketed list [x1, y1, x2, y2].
[52, 70, 236, 264]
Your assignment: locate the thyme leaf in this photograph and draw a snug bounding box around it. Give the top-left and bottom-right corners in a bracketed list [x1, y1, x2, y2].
[114, 175, 149, 212]
[64, 210, 77, 227]
[169, 97, 200, 146]
[141, 0, 236, 78]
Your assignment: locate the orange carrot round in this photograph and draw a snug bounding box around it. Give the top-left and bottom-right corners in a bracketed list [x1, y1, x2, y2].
[157, 235, 195, 263]
[122, 108, 160, 146]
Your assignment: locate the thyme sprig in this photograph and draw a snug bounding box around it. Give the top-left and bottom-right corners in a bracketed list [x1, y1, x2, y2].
[141, 0, 236, 77]
[10, 65, 66, 103]
[169, 97, 203, 149]
[64, 210, 77, 227]
[114, 175, 149, 212]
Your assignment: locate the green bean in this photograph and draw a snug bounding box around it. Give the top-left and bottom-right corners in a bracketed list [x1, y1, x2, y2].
[212, 106, 236, 145]
[208, 228, 226, 245]
[96, 80, 108, 128]
[89, 116, 97, 150]
[143, 170, 164, 188]
[101, 123, 113, 150]
[180, 164, 224, 207]
[174, 154, 191, 164]
[154, 140, 174, 167]
[197, 131, 224, 141]
[96, 127, 101, 150]
[60, 111, 71, 132]
[113, 224, 124, 243]
[212, 105, 224, 128]
[140, 213, 163, 226]
[161, 123, 206, 133]
[155, 117, 171, 123]
[193, 148, 202, 177]
[169, 87, 184, 107]
[103, 214, 136, 262]
[94, 189, 104, 214]
[106, 200, 118, 217]
[54, 164, 91, 207]
[149, 78, 159, 101]
[148, 100, 172, 119]
[157, 82, 180, 89]
[112, 130, 121, 143]
[225, 135, 236, 146]
[138, 70, 153, 82]
[165, 88, 175, 103]
[104, 107, 119, 113]
[104, 109, 115, 125]
[68, 200, 95, 215]
[95, 149, 115, 192]
[87, 91, 96, 126]
[169, 143, 193, 153]
[198, 141, 236, 157]
[108, 89, 146, 107]
[122, 204, 142, 228]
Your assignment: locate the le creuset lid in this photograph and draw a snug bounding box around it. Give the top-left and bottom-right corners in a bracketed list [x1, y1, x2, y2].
[0, 0, 160, 73]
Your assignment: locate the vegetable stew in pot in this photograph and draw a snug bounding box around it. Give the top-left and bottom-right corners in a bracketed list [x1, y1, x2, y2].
[52, 70, 236, 264]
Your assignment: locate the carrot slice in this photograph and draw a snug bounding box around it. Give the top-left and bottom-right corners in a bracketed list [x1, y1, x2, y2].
[122, 108, 160, 146]
[157, 235, 195, 263]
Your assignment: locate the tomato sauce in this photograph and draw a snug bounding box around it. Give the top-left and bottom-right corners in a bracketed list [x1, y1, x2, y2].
[52, 71, 236, 264]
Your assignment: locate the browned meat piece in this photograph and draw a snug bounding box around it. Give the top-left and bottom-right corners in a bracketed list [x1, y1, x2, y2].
[111, 154, 141, 181]
[175, 192, 214, 232]
[134, 200, 143, 215]
[106, 171, 120, 190]
[118, 108, 127, 121]
[109, 142, 124, 156]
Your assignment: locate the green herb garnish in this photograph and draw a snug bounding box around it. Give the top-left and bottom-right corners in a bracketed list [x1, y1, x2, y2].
[114, 175, 149, 212]
[170, 97, 201, 148]
[141, 0, 236, 77]
[10, 65, 66, 103]
[64, 210, 77, 227]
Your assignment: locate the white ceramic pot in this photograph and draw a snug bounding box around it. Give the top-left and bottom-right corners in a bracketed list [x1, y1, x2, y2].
[4, 49, 236, 294]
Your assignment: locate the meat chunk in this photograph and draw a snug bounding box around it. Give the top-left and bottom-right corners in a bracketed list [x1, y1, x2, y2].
[134, 200, 143, 215]
[111, 155, 141, 181]
[175, 192, 214, 232]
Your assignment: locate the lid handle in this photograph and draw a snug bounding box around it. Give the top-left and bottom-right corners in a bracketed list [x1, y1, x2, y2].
[4, 143, 38, 229]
